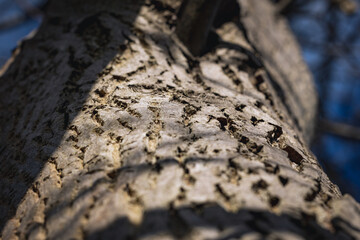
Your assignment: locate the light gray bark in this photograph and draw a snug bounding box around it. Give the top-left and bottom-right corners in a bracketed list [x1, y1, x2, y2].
[0, 0, 360, 239]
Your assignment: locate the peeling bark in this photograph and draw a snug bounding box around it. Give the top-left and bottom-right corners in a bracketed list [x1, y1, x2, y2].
[0, 0, 360, 239]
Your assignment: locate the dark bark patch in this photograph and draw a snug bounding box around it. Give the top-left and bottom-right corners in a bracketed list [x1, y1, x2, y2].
[239, 135, 249, 144]
[185, 55, 199, 72]
[184, 105, 199, 117]
[69, 125, 81, 135]
[322, 194, 333, 207]
[269, 195, 280, 207]
[126, 66, 147, 78]
[127, 108, 142, 118]
[93, 127, 104, 135]
[148, 54, 158, 67]
[254, 101, 264, 109]
[247, 168, 259, 175]
[181, 162, 196, 186]
[194, 73, 203, 84]
[283, 145, 303, 165]
[305, 180, 321, 202]
[66, 135, 78, 142]
[176, 187, 187, 201]
[278, 175, 289, 186]
[264, 162, 279, 174]
[215, 183, 231, 201]
[31, 182, 41, 198]
[123, 183, 135, 198]
[250, 116, 264, 126]
[217, 117, 228, 131]
[117, 119, 133, 131]
[172, 75, 181, 86]
[235, 104, 246, 112]
[228, 120, 238, 133]
[113, 98, 128, 110]
[252, 73, 274, 106]
[112, 74, 127, 81]
[124, 184, 143, 206]
[222, 65, 243, 88]
[266, 124, 283, 143]
[252, 179, 268, 193]
[247, 142, 263, 154]
[151, 162, 163, 173]
[107, 170, 117, 180]
[98, 66, 113, 78]
[228, 158, 243, 171]
[183, 174, 196, 186]
[94, 89, 106, 98]
[91, 110, 104, 126]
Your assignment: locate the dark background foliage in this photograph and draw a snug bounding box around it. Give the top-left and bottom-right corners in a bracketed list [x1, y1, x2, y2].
[1, 0, 359, 200]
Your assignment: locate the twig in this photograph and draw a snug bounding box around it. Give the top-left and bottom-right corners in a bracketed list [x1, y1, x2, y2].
[318, 119, 360, 141]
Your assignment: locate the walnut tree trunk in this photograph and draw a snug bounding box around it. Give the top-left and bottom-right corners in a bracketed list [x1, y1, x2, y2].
[1, 0, 360, 239]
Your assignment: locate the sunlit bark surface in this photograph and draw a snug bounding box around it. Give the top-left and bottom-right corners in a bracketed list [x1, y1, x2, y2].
[1, 0, 359, 239]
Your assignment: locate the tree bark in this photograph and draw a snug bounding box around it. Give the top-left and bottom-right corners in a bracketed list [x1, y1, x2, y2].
[1, 0, 360, 239]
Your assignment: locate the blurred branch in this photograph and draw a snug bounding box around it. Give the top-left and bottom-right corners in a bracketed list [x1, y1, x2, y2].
[276, 0, 293, 13]
[319, 119, 360, 141]
[0, 0, 14, 14]
[0, 15, 28, 30]
[277, 0, 358, 15]
[0, 0, 44, 31]
[331, 0, 358, 14]
[13, 0, 43, 19]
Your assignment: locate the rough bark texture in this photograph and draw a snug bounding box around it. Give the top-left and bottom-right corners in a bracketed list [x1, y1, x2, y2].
[0, 0, 360, 239]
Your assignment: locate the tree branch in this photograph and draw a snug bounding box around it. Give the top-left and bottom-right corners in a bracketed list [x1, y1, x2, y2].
[176, 0, 221, 56]
[319, 119, 360, 141]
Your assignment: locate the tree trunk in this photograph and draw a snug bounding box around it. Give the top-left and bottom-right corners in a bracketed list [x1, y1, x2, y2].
[1, 0, 360, 239]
